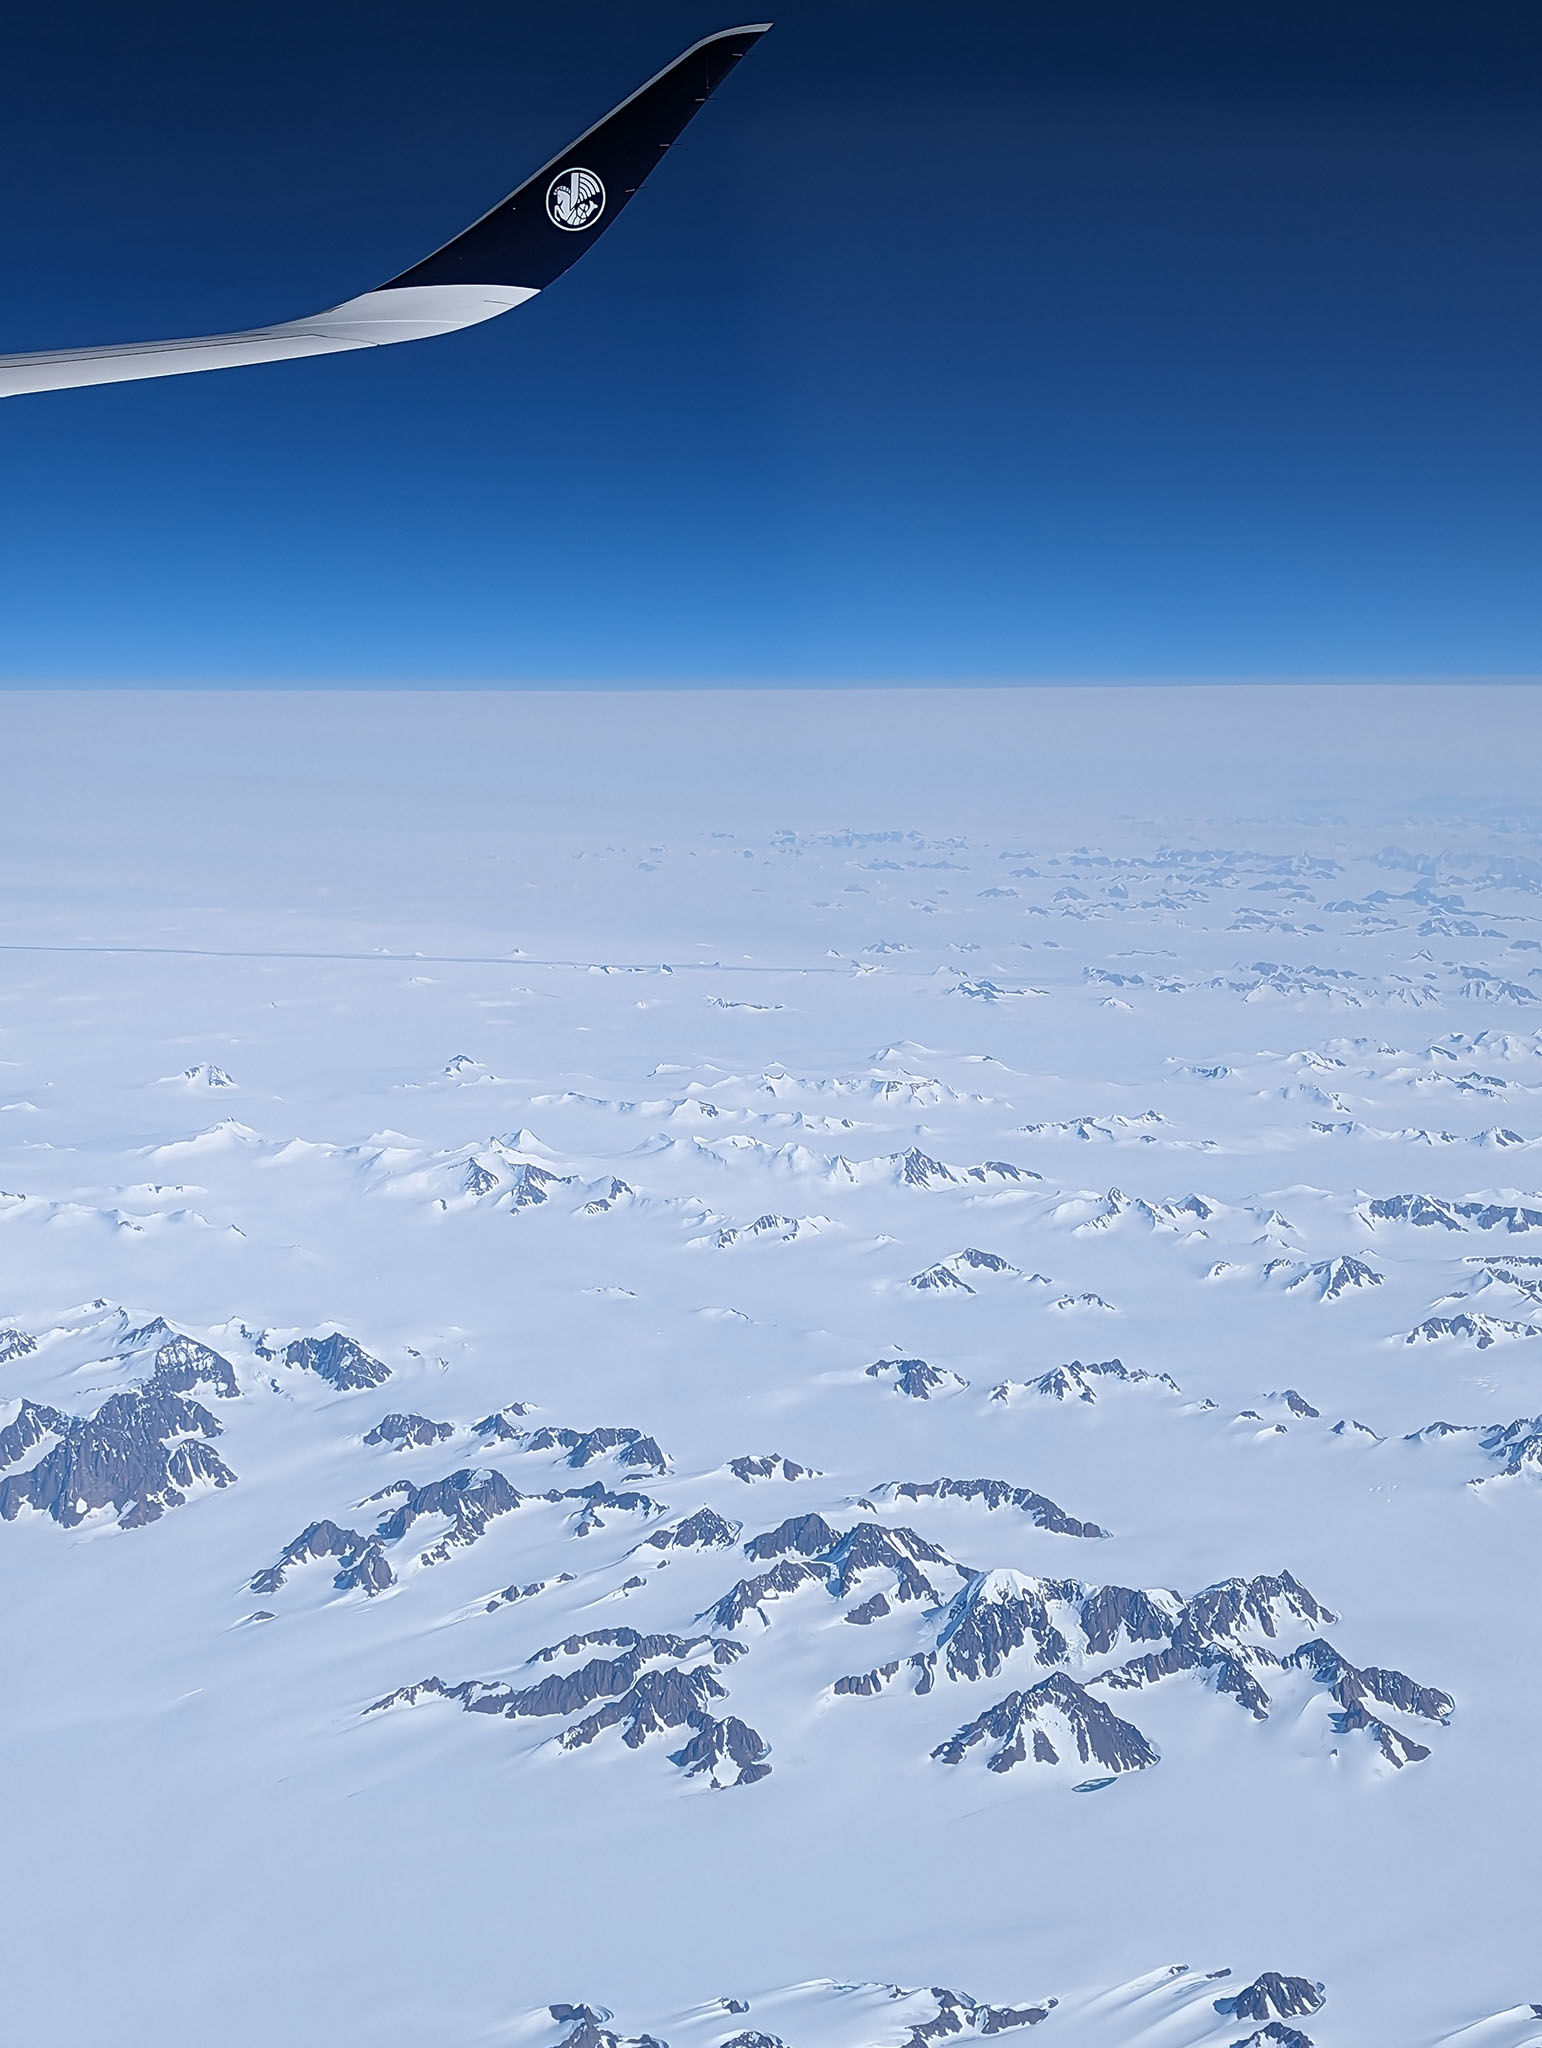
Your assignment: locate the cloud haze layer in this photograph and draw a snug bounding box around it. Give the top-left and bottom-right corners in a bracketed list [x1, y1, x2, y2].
[5, 687, 1540, 864]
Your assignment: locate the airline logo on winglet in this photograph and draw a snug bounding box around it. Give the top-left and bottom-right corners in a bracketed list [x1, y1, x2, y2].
[546, 168, 606, 231]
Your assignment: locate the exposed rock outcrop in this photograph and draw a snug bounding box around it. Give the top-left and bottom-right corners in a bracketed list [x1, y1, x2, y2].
[284, 1333, 391, 1390]
[743, 1512, 841, 1561]
[642, 1508, 741, 1550]
[878, 1476, 1108, 1539]
[365, 1412, 455, 1449]
[0, 1349, 238, 1530]
[250, 1518, 393, 1595]
[933, 1673, 1158, 1776]
[727, 1452, 812, 1483]
[866, 1358, 969, 1398]
[524, 1425, 670, 1473]
[1215, 1974, 1326, 2022]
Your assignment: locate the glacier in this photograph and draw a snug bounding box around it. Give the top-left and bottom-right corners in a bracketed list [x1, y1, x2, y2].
[2, 685, 1542, 2047]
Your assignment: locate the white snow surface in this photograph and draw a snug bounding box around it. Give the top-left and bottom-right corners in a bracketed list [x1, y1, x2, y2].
[4, 687, 1542, 2047]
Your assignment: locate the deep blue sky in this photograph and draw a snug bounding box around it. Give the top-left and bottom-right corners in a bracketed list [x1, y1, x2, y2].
[2, 1, 1541, 681]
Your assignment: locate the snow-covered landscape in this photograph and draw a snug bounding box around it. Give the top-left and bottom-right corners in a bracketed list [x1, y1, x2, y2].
[5, 687, 1542, 2047]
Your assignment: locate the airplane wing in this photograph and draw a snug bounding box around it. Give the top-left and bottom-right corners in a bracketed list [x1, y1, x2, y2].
[0, 23, 770, 400]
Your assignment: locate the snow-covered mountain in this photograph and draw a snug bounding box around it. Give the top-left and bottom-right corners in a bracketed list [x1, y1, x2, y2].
[5, 693, 1542, 2046]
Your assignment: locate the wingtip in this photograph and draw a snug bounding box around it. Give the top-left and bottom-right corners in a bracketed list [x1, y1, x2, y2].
[666, 23, 772, 68]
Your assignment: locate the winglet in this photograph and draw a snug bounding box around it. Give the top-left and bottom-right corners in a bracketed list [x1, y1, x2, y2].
[0, 26, 771, 399]
[381, 24, 772, 292]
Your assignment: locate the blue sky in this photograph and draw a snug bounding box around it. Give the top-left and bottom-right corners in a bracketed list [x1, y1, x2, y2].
[2, 0, 1541, 682]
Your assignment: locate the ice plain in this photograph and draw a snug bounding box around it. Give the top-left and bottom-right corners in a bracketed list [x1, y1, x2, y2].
[3, 685, 1542, 2048]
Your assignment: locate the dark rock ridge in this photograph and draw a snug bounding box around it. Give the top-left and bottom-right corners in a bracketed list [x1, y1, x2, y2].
[369, 1467, 526, 1562]
[937, 1571, 1080, 1679]
[523, 1425, 670, 1474]
[0, 1394, 235, 1530]
[824, 1522, 963, 1602]
[1365, 1194, 1464, 1230]
[119, 1315, 178, 1349]
[866, 1358, 968, 1398]
[539, 1988, 1052, 2048]
[838, 1572, 1179, 1700]
[933, 1673, 1158, 1775]
[669, 1714, 772, 1787]
[251, 1518, 393, 1595]
[1287, 1256, 1382, 1298]
[910, 1266, 977, 1294]
[1406, 1313, 1541, 1349]
[472, 1403, 535, 1441]
[255, 1465, 664, 1594]
[550, 2016, 629, 2048]
[709, 1557, 832, 1630]
[0, 1327, 37, 1362]
[370, 1630, 769, 1786]
[284, 1333, 391, 1390]
[1272, 1390, 1320, 1418]
[643, 1508, 741, 1551]
[1229, 2029, 1314, 2048]
[0, 1398, 69, 1469]
[716, 1214, 803, 1247]
[899, 1149, 957, 1188]
[833, 1661, 904, 1697]
[1096, 1642, 1273, 1720]
[1366, 1193, 1542, 1233]
[485, 1571, 575, 1611]
[743, 1512, 842, 1560]
[1476, 1414, 1542, 1474]
[833, 1562, 1442, 1768]
[953, 979, 1034, 1003]
[373, 1639, 739, 1724]
[563, 1481, 664, 1536]
[1286, 1636, 1452, 1723]
[545, 2003, 668, 2048]
[1181, 1572, 1335, 1644]
[879, 1476, 1108, 1539]
[0, 1335, 241, 1530]
[1215, 1975, 1326, 2022]
[898, 1986, 1056, 2041]
[1077, 1582, 1180, 1655]
[527, 1627, 742, 1670]
[901, 1236, 1023, 1286]
[1090, 1573, 1338, 1718]
[136, 1333, 241, 1399]
[1284, 1638, 1451, 1763]
[498, 1161, 575, 1210]
[727, 1452, 812, 1483]
[1018, 1358, 1178, 1403]
[1084, 1582, 1448, 1763]
[365, 1412, 455, 1449]
[710, 1520, 968, 1629]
